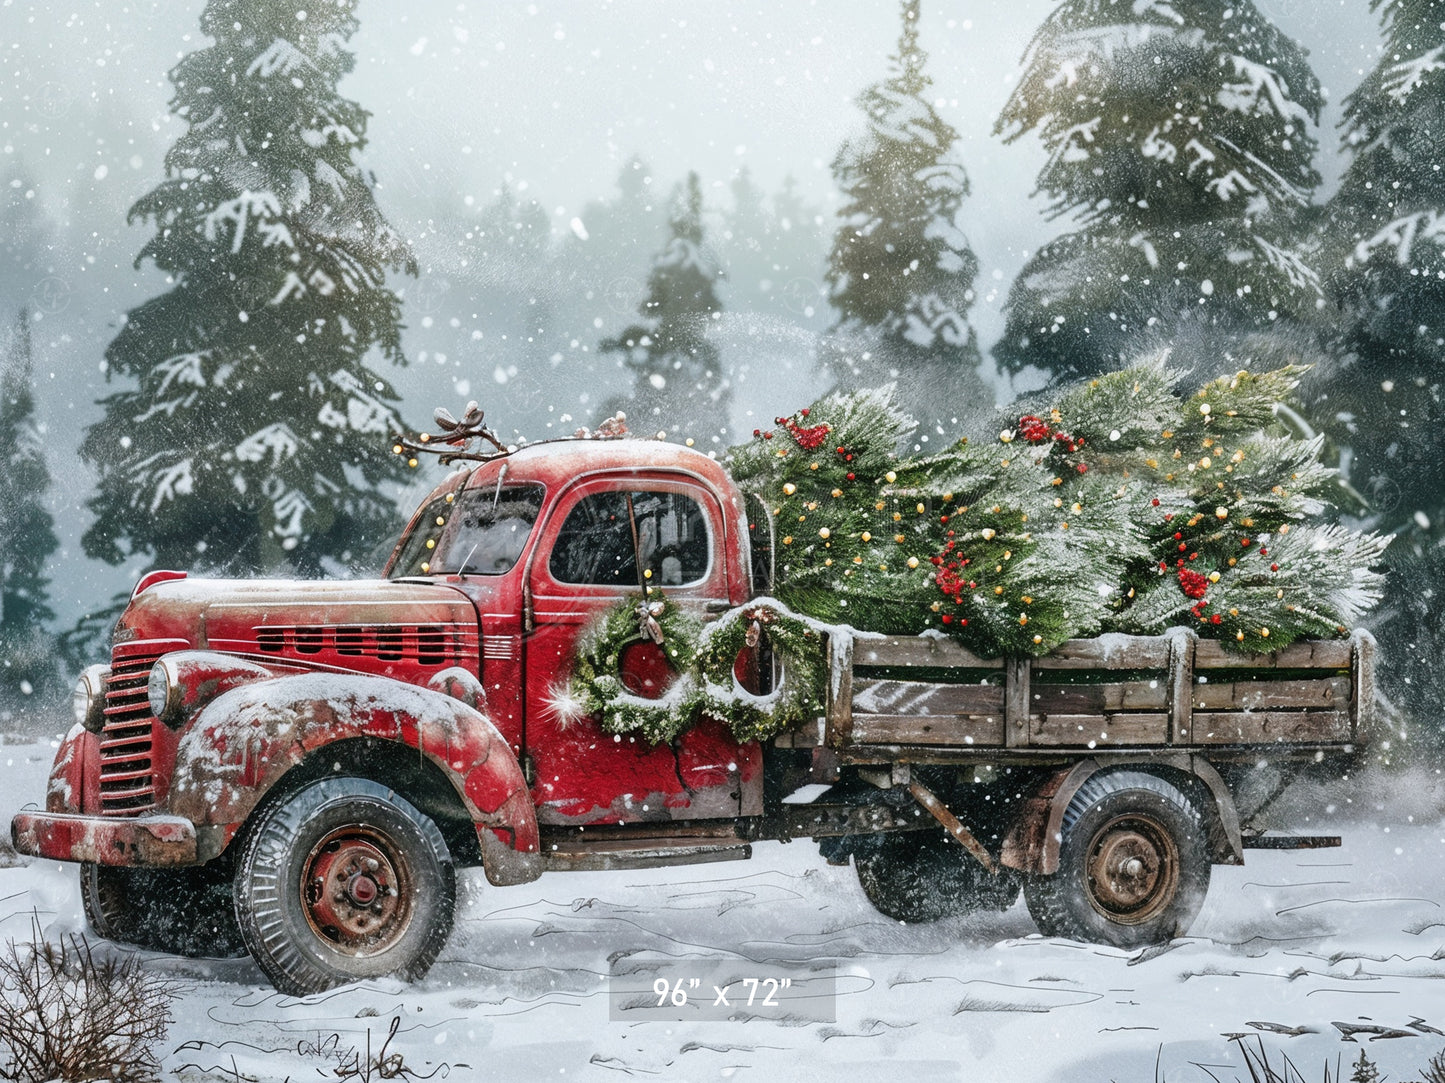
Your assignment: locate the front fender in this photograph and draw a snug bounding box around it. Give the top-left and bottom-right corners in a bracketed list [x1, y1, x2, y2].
[45, 723, 96, 815]
[167, 674, 540, 884]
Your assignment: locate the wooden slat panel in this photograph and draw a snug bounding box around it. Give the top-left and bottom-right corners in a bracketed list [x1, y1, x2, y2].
[1006, 657, 1030, 748]
[1030, 681, 1169, 714]
[826, 633, 855, 748]
[851, 714, 1006, 747]
[1191, 710, 1351, 744]
[852, 636, 1001, 669]
[1170, 628, 1195, 745]
[1191, 676, 1349, 711]
[1028, 712, 1169, 746]
[1352, 630, 1375, 743]
[1034, 635, 1171, 670]
[1193, 639, 1352, 670]
[852, 679, 1004, 717]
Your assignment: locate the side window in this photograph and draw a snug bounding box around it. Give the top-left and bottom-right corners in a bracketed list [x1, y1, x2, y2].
[550, 490, 711, 586]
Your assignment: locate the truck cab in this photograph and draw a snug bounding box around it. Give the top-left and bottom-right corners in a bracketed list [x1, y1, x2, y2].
[384, 439, 764, 826]
[12, 438, 769, 995]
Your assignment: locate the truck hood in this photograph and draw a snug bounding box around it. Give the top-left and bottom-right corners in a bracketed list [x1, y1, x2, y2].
[115, 577, 489, 675]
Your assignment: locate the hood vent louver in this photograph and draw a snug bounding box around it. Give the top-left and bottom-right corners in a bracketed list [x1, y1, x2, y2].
[249, 624, 470, 669]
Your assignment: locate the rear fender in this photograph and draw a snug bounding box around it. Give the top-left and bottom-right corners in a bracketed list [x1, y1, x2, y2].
[167, 673, 540, 885]
[999, 756, 1242, 875]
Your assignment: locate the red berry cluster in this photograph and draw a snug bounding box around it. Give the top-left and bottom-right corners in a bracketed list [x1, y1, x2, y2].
[754, 407, 835, 453]
[782, 409, 832, 451]
[930, 537, 974, 626]
[1178, 568, 1209, 600]
[1017, 414, 1085, 454]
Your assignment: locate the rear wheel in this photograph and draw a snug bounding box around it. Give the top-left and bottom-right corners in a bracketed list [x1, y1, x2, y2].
[1022, 771, 1210, 948]
[81, 861, 246, 958]
[233, 777, 455, 995]
[855, 831, 1019, 923]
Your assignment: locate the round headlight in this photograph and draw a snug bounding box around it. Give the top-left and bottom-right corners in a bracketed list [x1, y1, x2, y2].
[147, 658, 182, 725]
[73, 665, 109, 733]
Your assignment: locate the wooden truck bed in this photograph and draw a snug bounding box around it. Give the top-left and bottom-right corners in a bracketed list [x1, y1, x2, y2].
[802, 629, 1375, 764]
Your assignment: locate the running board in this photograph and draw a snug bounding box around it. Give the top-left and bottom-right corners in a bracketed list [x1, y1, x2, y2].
[1241, 835, 1342, 850]
[543, 838, 752, 872]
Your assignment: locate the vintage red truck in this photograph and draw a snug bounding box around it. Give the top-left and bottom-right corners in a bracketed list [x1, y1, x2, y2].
[10, 434, 1375, 995]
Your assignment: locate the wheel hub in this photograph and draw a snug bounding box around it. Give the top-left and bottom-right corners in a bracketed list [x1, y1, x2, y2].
[1084, 815, 1179, 925]
[301, 829, 413, 956]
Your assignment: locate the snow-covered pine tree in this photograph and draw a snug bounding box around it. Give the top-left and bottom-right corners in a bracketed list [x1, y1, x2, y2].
[995, 0, 1325, 383]
[1313, 0, 1445, 742]
[599, 172, 730, 444]
[80, 0, 416, 576]
[0, 310, 60, 708]
[823, 0, 990, 440]
[1317, 0, 1445, 543]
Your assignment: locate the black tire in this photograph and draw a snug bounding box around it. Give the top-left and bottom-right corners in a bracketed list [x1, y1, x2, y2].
[1022, 771, 1210, 948]
[233, 777, 456, 996]
[80, 861, 247, 958]
[856, 830, 1020, 924]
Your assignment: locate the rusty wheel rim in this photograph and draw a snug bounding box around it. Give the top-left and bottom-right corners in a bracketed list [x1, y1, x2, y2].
[300, 826, 413, 957]
[1083, 814, 1179, 925]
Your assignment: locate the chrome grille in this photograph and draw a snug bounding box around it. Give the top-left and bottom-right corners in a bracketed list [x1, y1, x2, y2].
[99, 652, 161, 816]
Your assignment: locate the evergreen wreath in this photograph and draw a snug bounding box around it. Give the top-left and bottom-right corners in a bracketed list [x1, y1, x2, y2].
[568, 596, 832, 745]
[569, 594, 705, 745]
[697, 602, 830, 744]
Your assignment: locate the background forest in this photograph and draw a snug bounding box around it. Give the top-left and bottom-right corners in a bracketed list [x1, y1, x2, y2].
[0, 0, 1440, 754]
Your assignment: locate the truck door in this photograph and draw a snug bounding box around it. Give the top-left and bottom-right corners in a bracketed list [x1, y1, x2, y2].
[524, 477, 760, 826]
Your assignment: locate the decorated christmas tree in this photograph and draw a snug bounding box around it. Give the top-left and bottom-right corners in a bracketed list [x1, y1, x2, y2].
[80, 0, 416, 577]
[995, 0, 1325, 382]
[730, 357, 1387, 657]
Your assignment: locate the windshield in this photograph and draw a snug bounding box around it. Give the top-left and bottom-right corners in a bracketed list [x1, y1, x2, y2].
[389, 484, 545, 578]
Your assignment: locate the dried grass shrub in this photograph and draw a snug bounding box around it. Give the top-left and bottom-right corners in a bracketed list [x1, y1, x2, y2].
[0, 923, 179, 1083]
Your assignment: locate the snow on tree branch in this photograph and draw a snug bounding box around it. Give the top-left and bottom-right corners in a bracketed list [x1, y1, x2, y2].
[1351, 210, 1445, 267]
[1382, 43, 1445, 103]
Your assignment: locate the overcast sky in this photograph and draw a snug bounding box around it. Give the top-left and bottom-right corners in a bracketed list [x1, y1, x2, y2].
[0, 0, 1387, 619]
[3, 0, 1382, 335]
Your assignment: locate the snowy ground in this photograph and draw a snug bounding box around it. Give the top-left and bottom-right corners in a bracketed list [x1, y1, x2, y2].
[6, 738, 1445, 1082]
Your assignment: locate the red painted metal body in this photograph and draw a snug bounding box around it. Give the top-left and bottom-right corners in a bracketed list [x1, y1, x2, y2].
[12, 439, 763, 884]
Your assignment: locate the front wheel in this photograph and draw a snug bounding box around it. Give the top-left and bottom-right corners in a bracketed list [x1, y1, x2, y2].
[233, 777, 456, 995]
[81, 861, 247, 958]
[1022, 771, 1210, 948]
